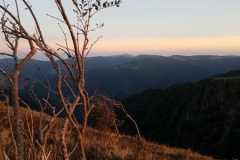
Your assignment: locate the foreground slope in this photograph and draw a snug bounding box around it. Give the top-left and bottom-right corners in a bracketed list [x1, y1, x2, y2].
[0, 103, 213, 160]
[122, 70, 240, 159]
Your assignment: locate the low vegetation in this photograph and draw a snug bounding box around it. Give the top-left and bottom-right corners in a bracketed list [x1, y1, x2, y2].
[0, 103, 213, 160]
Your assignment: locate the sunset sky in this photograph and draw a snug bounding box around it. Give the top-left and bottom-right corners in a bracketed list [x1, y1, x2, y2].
[0, 0, 240, 59]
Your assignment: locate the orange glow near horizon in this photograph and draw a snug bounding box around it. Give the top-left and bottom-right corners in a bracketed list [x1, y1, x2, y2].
[92, 36, 240, 55]
[1, 36, 240, 57]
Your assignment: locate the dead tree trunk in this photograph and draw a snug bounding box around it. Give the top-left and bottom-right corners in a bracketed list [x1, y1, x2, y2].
[12, 70, 24, 160]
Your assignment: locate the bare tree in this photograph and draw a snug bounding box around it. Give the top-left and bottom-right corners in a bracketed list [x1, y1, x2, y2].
[0, 1, 37, 159]
[1, 0, 122, 159]
[41, 1, 122, 159]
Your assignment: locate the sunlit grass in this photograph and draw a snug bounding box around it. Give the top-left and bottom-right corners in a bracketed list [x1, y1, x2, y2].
[0, 103, 214, 160]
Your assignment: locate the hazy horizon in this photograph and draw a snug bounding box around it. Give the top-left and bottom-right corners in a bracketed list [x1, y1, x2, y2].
[1, 52, 240, 62]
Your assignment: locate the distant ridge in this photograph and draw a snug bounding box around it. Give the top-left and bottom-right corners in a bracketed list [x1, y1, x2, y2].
[85, 55, 240, 98]
[2, 54, 240, 99]
[212, 70, 240, 78]
[111, 53, 134, 57]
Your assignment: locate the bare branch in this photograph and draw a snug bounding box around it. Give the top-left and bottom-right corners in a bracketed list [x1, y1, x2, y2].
[0, 53, 13, 57]
[0, 68, 12, 84]
[102, 95, 142, 141]
[85, 36, 102, 57]
[46, 14, 84, 32]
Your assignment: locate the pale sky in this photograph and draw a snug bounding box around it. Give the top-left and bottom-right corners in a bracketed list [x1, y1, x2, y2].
[0, 0, 240, 59]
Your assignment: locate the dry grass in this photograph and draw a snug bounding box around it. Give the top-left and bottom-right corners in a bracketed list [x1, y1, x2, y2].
[85, 128, 214, 160]
[0, 103, 214, 160]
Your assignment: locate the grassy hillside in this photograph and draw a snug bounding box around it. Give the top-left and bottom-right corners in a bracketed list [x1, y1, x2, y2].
[0, 103, 213, 160]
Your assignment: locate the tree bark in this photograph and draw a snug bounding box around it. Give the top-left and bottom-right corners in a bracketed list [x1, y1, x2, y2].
[78, 131, 86, 160]
[61, 119, 70, 160]
[12, 70, 24, 160]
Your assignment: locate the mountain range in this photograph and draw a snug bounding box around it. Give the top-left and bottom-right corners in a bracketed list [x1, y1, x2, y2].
[84, 55, 240, 98]
[2, 54, 240, 98]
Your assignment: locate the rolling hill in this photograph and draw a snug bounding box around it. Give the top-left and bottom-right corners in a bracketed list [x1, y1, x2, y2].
[85, 55, 240, 98]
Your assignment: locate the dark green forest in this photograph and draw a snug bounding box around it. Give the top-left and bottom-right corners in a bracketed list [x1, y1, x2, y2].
[121, 70, 240, 159]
